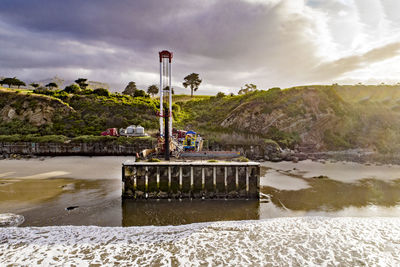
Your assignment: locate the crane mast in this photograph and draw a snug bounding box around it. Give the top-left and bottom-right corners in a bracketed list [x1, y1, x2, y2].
[159, 50, 173, 160]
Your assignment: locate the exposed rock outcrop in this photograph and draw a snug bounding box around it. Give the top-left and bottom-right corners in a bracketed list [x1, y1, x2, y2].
[221, 88, 345, 150]
[0, 88, 73, 126]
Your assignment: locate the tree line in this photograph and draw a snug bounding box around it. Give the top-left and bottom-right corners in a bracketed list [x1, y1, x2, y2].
[0, 73, 258, 97]
[0, 72, 204, 97]
[0, 77, 61, 90]
[122, 73, 203, 98]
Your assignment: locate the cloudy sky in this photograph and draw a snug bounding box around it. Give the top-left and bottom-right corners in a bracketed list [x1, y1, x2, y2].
[1, 0, 400, 94]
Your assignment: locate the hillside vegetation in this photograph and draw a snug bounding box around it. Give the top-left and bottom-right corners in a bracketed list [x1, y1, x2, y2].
[1, 85, 400, 153]
[0, 87, 161, 136]
[175, 85, 400, 153]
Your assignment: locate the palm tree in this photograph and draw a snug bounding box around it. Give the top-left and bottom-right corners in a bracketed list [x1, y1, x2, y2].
[183, 73, 202, 98]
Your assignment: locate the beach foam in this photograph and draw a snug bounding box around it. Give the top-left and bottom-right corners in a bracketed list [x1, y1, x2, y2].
[0, 213, 24, 227]
[1, 217, 400, 266]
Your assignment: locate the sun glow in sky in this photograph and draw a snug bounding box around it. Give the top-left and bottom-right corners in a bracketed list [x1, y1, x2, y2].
[0, 0, 400, 94]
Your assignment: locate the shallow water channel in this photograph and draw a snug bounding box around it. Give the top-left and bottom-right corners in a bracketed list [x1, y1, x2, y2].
[1, 156, 400, 227]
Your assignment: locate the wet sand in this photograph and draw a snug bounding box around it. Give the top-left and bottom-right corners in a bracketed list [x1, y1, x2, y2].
[0, 156, 133, 180]
[260, 169, 311, 190]
[1, 156, 400, 226]
[262, 159, 400, 183]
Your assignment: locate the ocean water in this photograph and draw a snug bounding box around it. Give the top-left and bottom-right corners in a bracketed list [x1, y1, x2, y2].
[2, 158, 400, 265]
[1, 217, 400, 266]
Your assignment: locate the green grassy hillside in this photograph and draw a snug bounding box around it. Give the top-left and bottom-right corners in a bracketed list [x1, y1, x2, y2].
[2, 85, 400, 153]
[0, 87, 161, 136]
[175, 85, 400, 153]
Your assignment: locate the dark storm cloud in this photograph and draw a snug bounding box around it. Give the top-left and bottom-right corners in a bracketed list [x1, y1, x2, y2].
[1, 0, 286, 91]
[1, 0, 400, 93]
[0, 0, 268, 58]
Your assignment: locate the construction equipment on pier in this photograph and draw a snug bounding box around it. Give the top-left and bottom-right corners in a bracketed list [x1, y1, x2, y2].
[138, 50, 239, 160]
[183, 131, 202, 151]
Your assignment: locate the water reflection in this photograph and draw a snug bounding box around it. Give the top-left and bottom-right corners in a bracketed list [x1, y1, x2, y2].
[122, 199, 260, 226]
[263, 178, 400, 211]
[4, 161, 400, 227]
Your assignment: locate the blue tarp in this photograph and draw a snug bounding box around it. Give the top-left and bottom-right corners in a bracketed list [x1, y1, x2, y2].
[186, 130, 196, 135]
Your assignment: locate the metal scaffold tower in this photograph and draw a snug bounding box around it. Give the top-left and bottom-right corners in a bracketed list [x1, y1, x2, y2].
[159, 50, 173, 160]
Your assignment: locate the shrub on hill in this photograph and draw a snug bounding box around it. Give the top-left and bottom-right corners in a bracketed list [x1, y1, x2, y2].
[63, 84, 81, 94]
[93, 88, 110, 96]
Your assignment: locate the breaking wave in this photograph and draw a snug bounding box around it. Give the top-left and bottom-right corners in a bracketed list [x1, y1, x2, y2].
[1, 217, 400, 266]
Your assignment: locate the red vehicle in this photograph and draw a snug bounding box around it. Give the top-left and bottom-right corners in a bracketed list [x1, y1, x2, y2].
[172, 128, 187, 141]
[101, 128, 119, 136]
[176, 130, 187, 139]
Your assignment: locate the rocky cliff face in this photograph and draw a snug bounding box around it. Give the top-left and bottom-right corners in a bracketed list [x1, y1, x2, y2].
[0, 87, 159, 137]
[179, 85, 400, 153]
[220, 88, 346, 150]
[0, 89, 73, 127]
[2, 103, 55, 126]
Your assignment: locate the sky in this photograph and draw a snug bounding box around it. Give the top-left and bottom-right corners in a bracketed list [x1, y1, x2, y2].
[1, 0, 400, 94]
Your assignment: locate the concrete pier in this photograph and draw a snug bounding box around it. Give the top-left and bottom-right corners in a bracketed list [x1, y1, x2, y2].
[122, 161, 260, 199]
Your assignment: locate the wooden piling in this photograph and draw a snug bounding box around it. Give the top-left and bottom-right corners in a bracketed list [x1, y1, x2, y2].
[122, 161, 260, 199]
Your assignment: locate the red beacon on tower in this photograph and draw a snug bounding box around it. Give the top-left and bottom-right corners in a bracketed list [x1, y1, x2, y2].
[159, 50, 173, 63]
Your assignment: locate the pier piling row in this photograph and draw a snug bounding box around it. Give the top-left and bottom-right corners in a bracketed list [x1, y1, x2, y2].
[122, 161, 260, 199]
